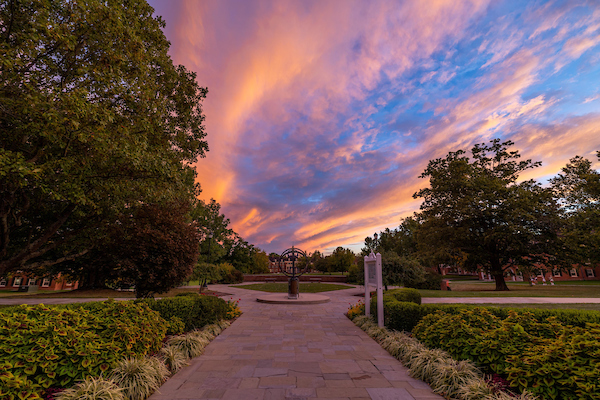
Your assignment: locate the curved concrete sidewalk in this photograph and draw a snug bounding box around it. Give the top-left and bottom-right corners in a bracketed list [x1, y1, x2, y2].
[148, 285, 443, 400]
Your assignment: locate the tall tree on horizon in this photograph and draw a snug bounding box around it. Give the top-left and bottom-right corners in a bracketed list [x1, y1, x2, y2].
[413, 139, 560, 291]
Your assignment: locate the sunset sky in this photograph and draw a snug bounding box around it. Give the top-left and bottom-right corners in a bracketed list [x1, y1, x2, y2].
[149, 0, 600, 255]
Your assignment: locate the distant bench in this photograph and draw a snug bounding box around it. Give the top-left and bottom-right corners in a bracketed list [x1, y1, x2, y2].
[264, 277, 277, 283]
[309, 277, 322, 283]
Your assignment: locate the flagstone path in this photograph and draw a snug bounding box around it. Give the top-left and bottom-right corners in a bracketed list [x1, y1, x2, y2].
[148, 284, 442, 400]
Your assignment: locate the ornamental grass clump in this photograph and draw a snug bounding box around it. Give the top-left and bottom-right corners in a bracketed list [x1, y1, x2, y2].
[55, 376, 124, 400]
[167, 333, 208, 359]
[110, 357, 167, 400]
[159, 345, 189, 374]
[408, 348, 452, 382]
[430, 359, 480, 399]
[456, 377, 494, 400]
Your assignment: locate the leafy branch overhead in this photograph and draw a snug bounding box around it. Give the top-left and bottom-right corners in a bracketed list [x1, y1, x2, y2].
[0, 0, 208, 275]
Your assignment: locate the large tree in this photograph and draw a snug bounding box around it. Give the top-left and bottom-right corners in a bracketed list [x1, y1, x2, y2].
[414, 139, 560, 291]
[0, 0, 207, 276]
[95, 201, 199, 298]
[551, 153, 600, 267]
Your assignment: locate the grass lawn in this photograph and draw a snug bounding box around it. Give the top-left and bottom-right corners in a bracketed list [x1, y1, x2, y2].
[420, 281, 600, 297]
[231, 282, 354, 293]
[0, 287, 202, 299]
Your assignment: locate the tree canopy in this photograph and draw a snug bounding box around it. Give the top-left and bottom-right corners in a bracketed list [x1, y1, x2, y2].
[0, 0, 208, 275]
[413, 139, 560, 290]
[551, 153, 600, 267]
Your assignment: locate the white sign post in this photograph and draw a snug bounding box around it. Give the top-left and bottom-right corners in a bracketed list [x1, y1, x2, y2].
[364, 252, 383, 327]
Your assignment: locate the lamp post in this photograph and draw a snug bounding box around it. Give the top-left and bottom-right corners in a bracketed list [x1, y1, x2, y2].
[200, 233, 213, 293]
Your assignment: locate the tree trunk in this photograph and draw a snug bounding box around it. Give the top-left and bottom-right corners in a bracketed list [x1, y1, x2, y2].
[493, 270, 509, 291]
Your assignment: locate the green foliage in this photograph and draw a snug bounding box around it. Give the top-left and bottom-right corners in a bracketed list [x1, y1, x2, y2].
[165, 316, 185, 336]
[369, 289, 422, 331]
[109, 357, 168, 400]
[0, 0, 208, 276]
[413, 139, 560, 291]
[88, 202, 200, 298]
[346, 263, 364, 285]
[0, 366, 42, 400]
[0, 301, 166, 398]
[551, 154, 600, 267]
[351, 316, 504, 400]
[389, 288, 422, 305]
[413, 309, 600, 400]
[405, 271, 443, 290]
[55, 376, 124, 400]
[412, 309, 501, 361]
[138, 295, 229, 332]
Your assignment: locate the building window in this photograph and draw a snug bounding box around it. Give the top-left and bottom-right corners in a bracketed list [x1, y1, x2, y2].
[553, 269, 561, 277]
[0, 279, 6, 287]
[28, 278, 36, 286]
[515, 269, 523, 276]
[586, 269, 595, 278]
[13, 277, 22, 287]
[42, 278, 51, 287]
[570, 268, 578, 277]
[65, 282, 72, 287]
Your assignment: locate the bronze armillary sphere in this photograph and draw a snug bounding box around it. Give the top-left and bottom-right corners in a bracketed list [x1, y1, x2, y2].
[279, 246, 308, 299]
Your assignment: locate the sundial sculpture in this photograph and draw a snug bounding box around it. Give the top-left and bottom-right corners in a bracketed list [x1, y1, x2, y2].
[278, 246, 308, 299]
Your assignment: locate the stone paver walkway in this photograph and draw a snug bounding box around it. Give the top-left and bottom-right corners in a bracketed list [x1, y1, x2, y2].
[148, 284, 442, 400]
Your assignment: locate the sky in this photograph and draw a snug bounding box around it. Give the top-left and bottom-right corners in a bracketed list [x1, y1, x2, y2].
[148, 0, 600, 255]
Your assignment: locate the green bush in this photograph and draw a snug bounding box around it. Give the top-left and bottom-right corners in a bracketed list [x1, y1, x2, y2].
[412, 308, 600, 400]
[405, 271, 443, 290]
[346, 263, 364, 285]
[0, 301, 166, 398]
[369, 289, 422, 331]
[389, 288, 422, 305]
[138, 294, 229, 332]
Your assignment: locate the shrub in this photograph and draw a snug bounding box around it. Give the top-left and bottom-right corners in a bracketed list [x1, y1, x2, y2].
[165, 316, 185, 336]
[0, 301, 166, 397]
[405, 271, 443, 290]
[369, 289, 422, 331]
[413, 309, 501, 361]
[138, 295, 229, 332]
[389, 288, 422, 305]
[109, 357, 167, 400]
[54, 377, 124, 400]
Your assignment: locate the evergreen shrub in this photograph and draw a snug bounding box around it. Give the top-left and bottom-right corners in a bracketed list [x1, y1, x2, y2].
[137, 294, 229, 332]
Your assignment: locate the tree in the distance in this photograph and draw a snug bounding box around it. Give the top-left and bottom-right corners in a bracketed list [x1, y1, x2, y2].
[414, 139, 560, 291]
[551, 153, 600, 267]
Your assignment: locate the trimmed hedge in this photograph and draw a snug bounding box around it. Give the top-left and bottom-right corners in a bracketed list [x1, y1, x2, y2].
[137, 294, 229, 332]
[371, 293, 600, 332]
[0, 301, 166, 397]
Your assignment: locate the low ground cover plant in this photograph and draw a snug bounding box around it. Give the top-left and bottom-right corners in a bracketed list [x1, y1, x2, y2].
[0, 296, 235, 400]
[413, 309, 600, 400]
